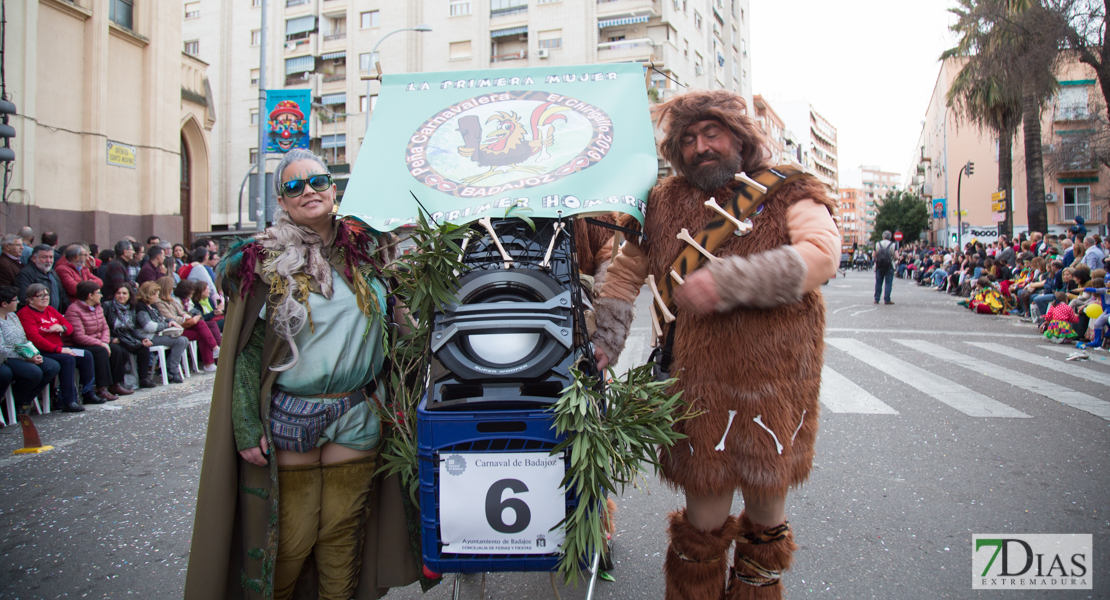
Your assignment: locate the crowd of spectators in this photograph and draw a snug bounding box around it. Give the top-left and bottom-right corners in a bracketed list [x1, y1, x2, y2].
[890, 222, 1110, 351]
[0, 227, 224, 419]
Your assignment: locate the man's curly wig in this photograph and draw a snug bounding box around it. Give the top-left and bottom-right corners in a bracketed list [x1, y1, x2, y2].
[652, 89, 771, 178]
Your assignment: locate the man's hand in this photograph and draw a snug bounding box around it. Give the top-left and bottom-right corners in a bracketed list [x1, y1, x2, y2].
[594, 346, 610, 371]
[239, 436, 270, 467]
[674, 269, 720, 315]
[141, 339, 153, 347]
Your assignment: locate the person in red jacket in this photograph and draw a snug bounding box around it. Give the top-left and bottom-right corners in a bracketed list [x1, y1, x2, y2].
[64, 280, 134, 400]
[54, 244, 105, 301]
[17, 282, 99, 408]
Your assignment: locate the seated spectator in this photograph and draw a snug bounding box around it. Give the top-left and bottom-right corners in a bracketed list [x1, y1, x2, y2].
[176, 279, 222, 349]
[962, 276, 1005, 314]
[186, 247, 223, 308]
[64, 281, 133, 400]
[135, 282, 188, 383]
[172, 244, 187, 266]
[15, 244, 67, 311]
[190, 276, 224, 332]
[0, 234, 24, 288]
[102, 240, 134, 293]
[17, 282, 99, 408]
[1032, 260, 1065, 320]
[0, 286, 64, 413]
[96, 249, 114, 281]
[1041, 292, 1080, 342]
[137, 245, 167, 285]
[18, 227, 34, 265]
[127, 242, 143, 283]
[103, 284, 156, 389]
[41, 231, 61, 264]
[55, 244, 105, 301]
[1075, 281, 1108, 349]
[153, 276, 217, 372]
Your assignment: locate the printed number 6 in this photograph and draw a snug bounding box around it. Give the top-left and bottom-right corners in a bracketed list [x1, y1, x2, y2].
[485, 478, 531, 534]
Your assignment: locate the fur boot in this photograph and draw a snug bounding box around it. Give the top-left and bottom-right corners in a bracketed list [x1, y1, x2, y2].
[724, 512, 797, 600]
[315, 454, 378, 600]
[664, 509, 738, 600]
[273, 462, 322, 600]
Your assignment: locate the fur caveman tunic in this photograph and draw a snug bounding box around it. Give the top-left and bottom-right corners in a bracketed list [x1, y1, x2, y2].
[600, 172, 839, 499]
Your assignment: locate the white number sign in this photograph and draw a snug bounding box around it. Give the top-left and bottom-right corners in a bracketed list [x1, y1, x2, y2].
[439, 452, 566, 554]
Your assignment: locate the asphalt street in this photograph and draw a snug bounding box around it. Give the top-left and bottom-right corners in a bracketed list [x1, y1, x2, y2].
[1, 270, 1107, 599]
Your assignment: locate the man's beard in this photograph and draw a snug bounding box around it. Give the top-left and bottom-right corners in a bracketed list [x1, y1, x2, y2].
[685, 150, 743, 192]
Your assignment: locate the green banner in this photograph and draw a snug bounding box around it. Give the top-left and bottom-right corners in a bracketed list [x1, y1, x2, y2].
[339, 63, 658, 231]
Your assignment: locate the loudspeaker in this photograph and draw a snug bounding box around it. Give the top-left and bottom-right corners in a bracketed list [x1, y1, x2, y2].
[427, 217, 590, 410]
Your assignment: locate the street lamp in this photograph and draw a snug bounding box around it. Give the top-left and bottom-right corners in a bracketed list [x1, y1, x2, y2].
[363, 25, 432, 144]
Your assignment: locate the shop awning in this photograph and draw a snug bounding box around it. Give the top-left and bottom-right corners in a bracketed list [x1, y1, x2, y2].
[321, 134, 346, 149]
[321, 92, 346, 105]
[320, 50, 346, 60]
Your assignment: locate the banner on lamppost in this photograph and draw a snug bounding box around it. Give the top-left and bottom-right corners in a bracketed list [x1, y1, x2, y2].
[339, 63, 658, 232]
[266, 89, 312, 154]
[932, 198, 946, 219]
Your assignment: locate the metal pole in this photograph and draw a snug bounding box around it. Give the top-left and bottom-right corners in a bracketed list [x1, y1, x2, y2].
[236, 165, 256, 231]
[957, 165, 965, 250]
[362, 26, 433, 147]
[255, 0, 268, 232]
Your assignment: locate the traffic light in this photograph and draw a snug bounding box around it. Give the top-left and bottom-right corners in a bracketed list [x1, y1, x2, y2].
[0, 99, 16, 163]
[965, 160, 974, 176]
[951, 232, 958, 245]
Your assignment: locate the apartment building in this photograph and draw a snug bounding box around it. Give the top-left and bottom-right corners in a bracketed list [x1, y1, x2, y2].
[752, 94, 784, 165]
[774, 99, 838, 193]
[5, 0, 214, 246]
[183, 0, 753, 229]
[906, 56, 1109, 247]
[837, 188, 865, 247]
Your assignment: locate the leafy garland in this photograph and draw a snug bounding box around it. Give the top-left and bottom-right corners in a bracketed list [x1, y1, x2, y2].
[550, 364, 693, 584]
[371, 214, 693, 586]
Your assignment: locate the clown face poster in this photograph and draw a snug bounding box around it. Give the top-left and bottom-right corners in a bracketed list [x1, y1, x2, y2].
[339, 63, 658, 232]
[266, 90, 311, 154]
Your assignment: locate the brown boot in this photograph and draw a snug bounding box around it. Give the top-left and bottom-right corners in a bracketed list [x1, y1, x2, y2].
[724, 512, 797, 600]
[315, 454, 378, 600]
[272, 462, 322, 600]
[663, 509, 738, 600]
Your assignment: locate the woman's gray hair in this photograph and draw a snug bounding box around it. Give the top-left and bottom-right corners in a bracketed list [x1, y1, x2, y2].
[273, 149, 329, 199]
[25, 283, 47, 300]
[263, 149, 335, 372]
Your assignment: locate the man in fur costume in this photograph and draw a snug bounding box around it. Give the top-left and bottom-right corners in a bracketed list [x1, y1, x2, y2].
[592, 90, 839, 599]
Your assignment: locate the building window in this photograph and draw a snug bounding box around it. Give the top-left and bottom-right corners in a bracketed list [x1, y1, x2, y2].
[1063, 186, 1091, 221]
[360, 10, 379, 29]
[249, 148, 259, 164]
[109, 0, 134, 29]
[684, 39, 689, 59]
[250, 69, 260, 86]
[184, 40, 200, 55]
[184, 2, 200, 18]
[251, 110, 260, 125]
[694, 11, 702, 30]
[251, 29, 261, 46]
[537, 29, 562, 49]
[1056, 86, 1089, 120]
[449, 0, 471, 15]
[252, 0, 261, 6]
[491, 0, 527, 18]
[449, 40, 472, 59]
[359, 52, 379, 72]
[360, 95, 378, 112]
[682, 0, 687, 13]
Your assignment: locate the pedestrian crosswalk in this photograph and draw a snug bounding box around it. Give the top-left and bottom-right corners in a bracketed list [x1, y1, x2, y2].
[618, 332, 1110, 423]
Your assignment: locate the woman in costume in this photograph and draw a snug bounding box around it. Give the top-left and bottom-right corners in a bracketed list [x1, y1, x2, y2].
[184, 149, 417, 600]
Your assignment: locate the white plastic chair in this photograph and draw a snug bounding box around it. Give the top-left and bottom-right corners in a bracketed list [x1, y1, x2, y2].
[132, 345, 181, 387]
[5, 387, 47, 425]
[188, 340, 200, 373]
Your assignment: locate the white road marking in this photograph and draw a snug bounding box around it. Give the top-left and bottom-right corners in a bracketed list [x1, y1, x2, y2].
[897, 340, 1110, 422]
[967, 342, 1110, 387]
[826, 339, 1030, 418]
[850, 308, 878, 317]
[819, 366, 898, 414]
[826, 328, 1041, 339]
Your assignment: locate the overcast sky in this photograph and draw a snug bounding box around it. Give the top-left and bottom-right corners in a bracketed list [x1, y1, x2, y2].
[750, 0, 959, 182]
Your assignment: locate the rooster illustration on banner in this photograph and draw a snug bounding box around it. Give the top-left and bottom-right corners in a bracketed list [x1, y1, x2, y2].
[456, 102, 569, 185]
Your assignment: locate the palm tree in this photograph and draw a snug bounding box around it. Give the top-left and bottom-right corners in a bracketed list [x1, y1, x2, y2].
[944, 0, 1064, 234]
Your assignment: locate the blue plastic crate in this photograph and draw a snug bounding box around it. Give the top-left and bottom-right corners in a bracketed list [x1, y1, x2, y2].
[417, 396, 576, 574]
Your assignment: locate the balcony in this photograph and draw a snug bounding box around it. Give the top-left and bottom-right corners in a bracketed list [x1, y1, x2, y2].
[491, 50, 527, 62]
[1062, 204, 1091, 222]
[491, 5, 527, 18]
[322, 73, 345, 83]
[286, 0, 308, 6]
[323, 32, 346, 42]
[597, 38, 657, 62]
[596, 0, 657, 19]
